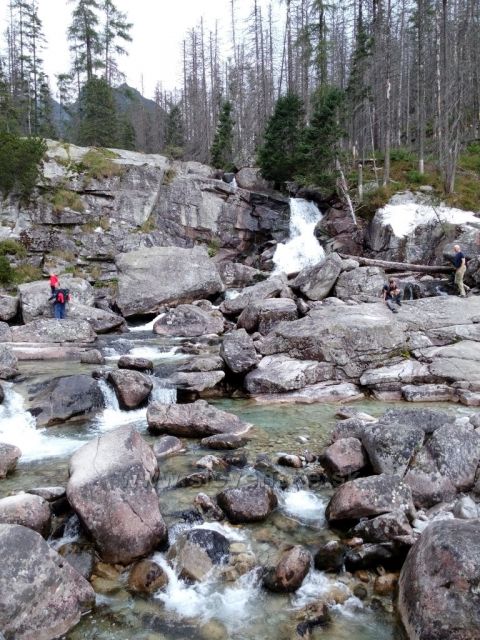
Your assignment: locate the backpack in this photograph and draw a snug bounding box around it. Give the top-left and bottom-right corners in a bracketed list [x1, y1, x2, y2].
[55, 288, 70, 304]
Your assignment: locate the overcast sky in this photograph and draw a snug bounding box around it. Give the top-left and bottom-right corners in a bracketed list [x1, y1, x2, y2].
[0, 0, 277, 99]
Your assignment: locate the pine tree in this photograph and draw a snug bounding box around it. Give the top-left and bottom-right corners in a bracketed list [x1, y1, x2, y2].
[257, 93, 304, 186]
[165, 103, 185, 154]
[297, 86, 344, 190]
[77, 76, 118, 146]
[102, 0, 132, 86]
[68, 0, 102, 83]
[210, 101, 234, 170]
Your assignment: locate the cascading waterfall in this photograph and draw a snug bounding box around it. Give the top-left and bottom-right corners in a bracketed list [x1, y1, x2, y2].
[273, 198, 325, 275]
[0, 386, 85, 461]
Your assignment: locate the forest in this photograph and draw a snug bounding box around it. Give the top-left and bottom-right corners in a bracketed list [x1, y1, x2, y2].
[1, 0, 480, 206]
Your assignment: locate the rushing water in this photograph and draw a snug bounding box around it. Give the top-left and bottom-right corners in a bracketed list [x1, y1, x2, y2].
[273, 198, 325, 275]
[4, 342, 451, 639]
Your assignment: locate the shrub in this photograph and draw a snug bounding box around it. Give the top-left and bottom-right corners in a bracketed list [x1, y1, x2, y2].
[0, 239, 27, 258]
[390, 148, 415, 163]
[0, 133, 47, 200]
[0, 256, 13, 284]
[12, 264, 43, 285]
[50, 188, 84, 213]
[162, 168, 177, 185]
[78, 148, 123, 180]
[406, 169, 428, 185]
[164, 145, 184, 160]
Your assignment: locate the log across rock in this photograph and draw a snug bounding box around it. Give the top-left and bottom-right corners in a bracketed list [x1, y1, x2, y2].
[67, 425, 166, 564]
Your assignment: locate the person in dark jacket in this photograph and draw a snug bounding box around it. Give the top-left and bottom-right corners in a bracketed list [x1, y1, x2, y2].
[49, 287, 70, 319]
[382, 278, 403, 313]
[453, 244, 466, 297]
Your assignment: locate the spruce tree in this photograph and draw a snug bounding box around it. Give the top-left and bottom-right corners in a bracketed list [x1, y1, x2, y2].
[164, 103, 184, 158]
[102, 0, 132, 85]
[257, 93, 304, 186]
[210, 101, 234, 170]
[68, 0, 102, 83]
[77, 76, 118, 146]
[297, 86, 344, 191]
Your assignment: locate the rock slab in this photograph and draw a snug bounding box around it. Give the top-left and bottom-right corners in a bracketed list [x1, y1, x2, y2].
[67, 425, 166, 564]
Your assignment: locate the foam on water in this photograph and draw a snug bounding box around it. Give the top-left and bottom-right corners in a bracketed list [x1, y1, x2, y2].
[282, 489, 327, 527]
[0, 386, 86, 462]
[105, 345, 180, 363]
[293, 568, 351, 609]
[153, 557, 261, 628]
[273, 198, 325, 275]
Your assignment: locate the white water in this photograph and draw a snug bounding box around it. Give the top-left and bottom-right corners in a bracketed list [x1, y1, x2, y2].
[153, 523, 260, 630]
[273, 198, 325, 275]
[105, 345, 180, 363]
[0, 387, 87, 462]
[151, 377, 177, 404]
[129, 313, 165, 332]
[281, 488, 327, 527]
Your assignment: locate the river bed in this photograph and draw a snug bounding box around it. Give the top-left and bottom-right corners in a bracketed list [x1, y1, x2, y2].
[2, 339, 469, 640]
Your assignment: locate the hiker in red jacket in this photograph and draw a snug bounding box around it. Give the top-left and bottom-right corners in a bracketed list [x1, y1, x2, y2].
[49, 273, 59, 294]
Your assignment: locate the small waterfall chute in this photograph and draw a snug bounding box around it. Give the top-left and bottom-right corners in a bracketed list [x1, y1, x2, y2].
[273, 198, 325, 275]
[151, 377, 176, 405]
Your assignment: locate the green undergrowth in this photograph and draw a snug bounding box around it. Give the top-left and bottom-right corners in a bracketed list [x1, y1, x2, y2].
[49, 188, 85, 213]
[78, 148, 124, 181]
[0, 239, 27, 258]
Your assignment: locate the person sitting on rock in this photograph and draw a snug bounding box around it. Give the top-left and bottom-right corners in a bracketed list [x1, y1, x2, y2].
[382, 278, 403, 314]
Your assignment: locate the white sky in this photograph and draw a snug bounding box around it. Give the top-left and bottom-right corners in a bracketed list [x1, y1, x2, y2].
[0, 0, 278, 100]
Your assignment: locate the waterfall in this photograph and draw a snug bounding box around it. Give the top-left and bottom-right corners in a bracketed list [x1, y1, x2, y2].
[273, 198, 325, 275]
[0, 386, 85, 461]
[151, 376, 176, 405]
[129, 313, 165, 332]
[98, 378, 120, 411]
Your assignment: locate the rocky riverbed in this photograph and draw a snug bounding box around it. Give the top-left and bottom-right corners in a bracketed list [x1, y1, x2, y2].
[2, 144, 480, 639]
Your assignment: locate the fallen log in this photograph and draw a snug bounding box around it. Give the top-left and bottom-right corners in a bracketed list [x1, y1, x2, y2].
[340, 254, 453, 274]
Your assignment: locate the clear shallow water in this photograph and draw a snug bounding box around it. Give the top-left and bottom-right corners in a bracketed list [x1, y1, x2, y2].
[5, 357, 457, 639]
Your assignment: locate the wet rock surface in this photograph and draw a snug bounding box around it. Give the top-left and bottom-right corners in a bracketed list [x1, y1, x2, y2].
[153, 304, 224, 337]
[29, 374, 104, 426]
[0, 524, 95, 640]
[0, 443, 21, 478]
[217, 483, 278, 523]
[0, 493, 51, 536]
[147, 399, 251, 438]
[263, 545, 311, 592]
[107, 369, 153, 409]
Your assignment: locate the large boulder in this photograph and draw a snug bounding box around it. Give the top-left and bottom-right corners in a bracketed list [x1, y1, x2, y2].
[0, 293, 19, 321]
[360, 422, 425, 475]
[0, 524, 95, 640]
[67, 303, 125, 333]
[67, 425, 166, 564]
[398, 520, 480, 640]
[147, 399, 251, 438]
[326, 474, 414, 522]
[153, 304, 224, 337]
[220, 328, 259, 374]
[0, 345, 18, 380]
[321, 437, 368, 478]
[217, 483, 278, 523]
[263, 545, 311, 593]
[220, 276, 288, 316]
[0, 443, 21, 478]
[244, 355, 335, 394]
[334, 266, 386, 300]
[259, 303, 408, 379]
[237, 298, 298, 335]
[217, 261, 266, 288]
[10, 319, 96, 343]
[291, 253, 343, 301]
[107, 369, 152, 409]
[405, 423, 480, 507]
[0, 493, 51, 536]
[168, 528, 230, 581]
[19, 278, 95, 323]
[116, 246, 224, 317]
[235, 167, 270, 191]
[352, 510, 414, 543]
[29, 375, 104, 427]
